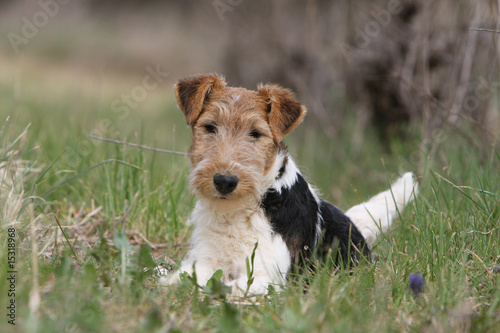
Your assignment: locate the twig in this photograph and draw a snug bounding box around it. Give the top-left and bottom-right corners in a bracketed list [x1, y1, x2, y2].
[135, 230, 157, 248]
[89, 135, 189, 156]
[134, 230, 181, 250]
[469, 28, 500, 33]
[450, 2, 483, 124]
[42, 159, 142, 196]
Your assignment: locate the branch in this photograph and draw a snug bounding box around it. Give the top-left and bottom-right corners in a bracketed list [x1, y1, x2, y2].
[89, 135, 189, 156]
[469, 28, 500, 33]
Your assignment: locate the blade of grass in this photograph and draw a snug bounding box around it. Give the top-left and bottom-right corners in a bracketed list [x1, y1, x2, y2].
[435, 172, 483, 210]
[53, 215, 78, 261]
[0, 115, 9, 142]
[42, 159, 143, 196]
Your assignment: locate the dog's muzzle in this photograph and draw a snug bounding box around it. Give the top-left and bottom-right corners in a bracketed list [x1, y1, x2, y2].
[213, 174, 239, 196]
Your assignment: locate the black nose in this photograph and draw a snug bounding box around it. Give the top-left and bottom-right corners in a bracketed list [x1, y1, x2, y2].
[213, 174, 239, 195]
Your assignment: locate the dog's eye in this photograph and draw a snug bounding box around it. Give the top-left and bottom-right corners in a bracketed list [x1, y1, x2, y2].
[249, 130, 262, 139]
[203, 123, 218, 134]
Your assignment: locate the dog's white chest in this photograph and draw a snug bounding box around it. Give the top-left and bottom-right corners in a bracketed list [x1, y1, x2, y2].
[177, 200, 291, 290]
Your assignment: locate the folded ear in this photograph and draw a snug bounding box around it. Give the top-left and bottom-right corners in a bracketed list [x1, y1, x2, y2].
[257, 84, 307, 142]
[174, 73, 227, 126]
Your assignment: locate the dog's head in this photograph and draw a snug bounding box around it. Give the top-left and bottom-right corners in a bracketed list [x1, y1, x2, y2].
[175, 73, 306, 209]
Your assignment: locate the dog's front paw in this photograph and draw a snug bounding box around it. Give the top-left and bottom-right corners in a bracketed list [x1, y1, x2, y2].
[247, 279, 270, 295]
[158, 269, 182, 286]
[158, 262, 216, 287]
[227, 276, 270, 296]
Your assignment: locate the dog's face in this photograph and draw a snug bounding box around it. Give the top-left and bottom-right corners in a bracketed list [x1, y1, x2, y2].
[174, 74, 306, 209]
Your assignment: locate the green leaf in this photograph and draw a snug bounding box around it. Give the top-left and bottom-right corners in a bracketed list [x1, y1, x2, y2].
[113, 230, 131, 251]
[211, 269, 223, 281]
[205, 269, 230, 299]
[137, 244, 156, 269]
[245, 241, 259, 295]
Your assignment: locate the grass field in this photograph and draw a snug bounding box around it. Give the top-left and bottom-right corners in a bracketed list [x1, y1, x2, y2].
[1, 68, 499, 332]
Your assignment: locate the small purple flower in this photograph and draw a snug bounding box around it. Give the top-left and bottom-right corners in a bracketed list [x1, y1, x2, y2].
[409, 273, 425, 296]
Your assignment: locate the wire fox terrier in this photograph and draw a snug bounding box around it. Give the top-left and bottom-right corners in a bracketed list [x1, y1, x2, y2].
[161, 73, 418, 295]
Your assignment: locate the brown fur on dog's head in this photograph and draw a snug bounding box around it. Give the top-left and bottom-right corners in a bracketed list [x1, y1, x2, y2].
[174, 73, 227, 126]
[256, 83, 307, 142]
[174, 73, 306, 142]
[174, 73, 307, 206]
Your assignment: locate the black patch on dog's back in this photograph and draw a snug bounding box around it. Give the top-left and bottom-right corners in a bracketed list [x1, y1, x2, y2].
[262, 170, 371, 269]
[319, 200, 371, 266]
[262, 173, 319, 265]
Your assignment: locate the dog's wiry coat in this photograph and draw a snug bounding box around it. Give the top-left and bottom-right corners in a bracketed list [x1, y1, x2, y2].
[161, 73, 418, 295]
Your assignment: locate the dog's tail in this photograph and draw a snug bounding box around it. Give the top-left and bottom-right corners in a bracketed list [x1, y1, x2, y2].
[345, 172, 418, 246]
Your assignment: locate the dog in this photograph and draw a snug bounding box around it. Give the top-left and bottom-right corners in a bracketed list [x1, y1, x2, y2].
[160, 73, 418, 295]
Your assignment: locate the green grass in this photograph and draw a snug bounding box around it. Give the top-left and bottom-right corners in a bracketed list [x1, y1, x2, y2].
[1, 79, 499, 332]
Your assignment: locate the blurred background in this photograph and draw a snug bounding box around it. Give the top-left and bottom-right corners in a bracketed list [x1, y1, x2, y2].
[3, 2, 500, 331]
[1, 0, 499, 204]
